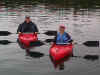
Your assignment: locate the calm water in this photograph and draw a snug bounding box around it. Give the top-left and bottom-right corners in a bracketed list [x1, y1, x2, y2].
[0, 0, 100, 75]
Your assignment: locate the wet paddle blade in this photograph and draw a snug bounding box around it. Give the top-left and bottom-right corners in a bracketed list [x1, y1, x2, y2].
[83, 55, 99, 61]
[29, 51, 44, 58]
[83, 41, 99, 47]
[44, 31, 57, 36]
[0, 31, 12, 36]
[0, 31, 57, 36]
[0, 40, 12, 45]
[45, 39, 54, 43]
[72, 55, 99, 61]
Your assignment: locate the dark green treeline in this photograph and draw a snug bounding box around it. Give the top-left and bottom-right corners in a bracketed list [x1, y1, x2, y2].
[0, 0, 100, 9]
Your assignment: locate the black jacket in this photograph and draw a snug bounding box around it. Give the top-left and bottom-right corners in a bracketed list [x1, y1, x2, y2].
[17, 21, 38, 33]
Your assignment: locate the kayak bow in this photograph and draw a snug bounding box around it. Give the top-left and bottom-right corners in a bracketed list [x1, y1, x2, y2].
[50, 44, 73, 62]
[18, 33, 38, 47]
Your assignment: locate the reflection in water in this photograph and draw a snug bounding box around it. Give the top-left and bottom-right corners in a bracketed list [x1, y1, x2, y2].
[83, 55, 99, 61]
[0, 0, 100, 73]
[0, 40, 12, 45]
[29, 51, 44, 58]
[49, 54, 99, 70]
[49, 54, 71, 70]
[0, 0, 100, 9]
[0, 0, 100, 43]
[17, 39, 44, 56]
[72, 55, 99, 61]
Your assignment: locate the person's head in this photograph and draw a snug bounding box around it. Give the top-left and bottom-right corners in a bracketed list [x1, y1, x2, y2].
[59, 25, 66, 34]
[25, 16, 31, 23]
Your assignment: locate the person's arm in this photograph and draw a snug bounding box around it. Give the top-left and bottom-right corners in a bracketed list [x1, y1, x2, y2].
[34, 25, 39, 33]
[66, 33, 73, 43]
[50, 36, 57, 45]
[53, 36, 57, 43]
[32, 22, 39, 33]
[17, 24, 22, 33]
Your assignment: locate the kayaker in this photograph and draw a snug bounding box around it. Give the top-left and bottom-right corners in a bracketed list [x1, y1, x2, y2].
[17, 16, 38, 33]
[52, 25, 72, 70]
[17, 16, 38, 56]
[53, 25, 72, 45]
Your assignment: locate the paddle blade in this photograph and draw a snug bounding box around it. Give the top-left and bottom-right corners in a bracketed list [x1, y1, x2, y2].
[0, 31, 12, 36]
[29, 51, 44, 58]
[0, 40, 12, 45]
[45, 39, 54, 43]
[44, 31, 57, 36]
[83, 41, 99, 47]
[72, 55, 99, 61]
[83, 55, 99, 61]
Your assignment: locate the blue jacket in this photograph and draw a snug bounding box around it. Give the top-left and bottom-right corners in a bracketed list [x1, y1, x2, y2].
[54, 32, 72, 44]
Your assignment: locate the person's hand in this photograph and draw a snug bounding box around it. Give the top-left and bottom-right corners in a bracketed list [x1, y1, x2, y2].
[72, 40, 77, 45]
[35, 32, 38, 34]
[18, 32, 21, 34]
[50, 42, 54, 45]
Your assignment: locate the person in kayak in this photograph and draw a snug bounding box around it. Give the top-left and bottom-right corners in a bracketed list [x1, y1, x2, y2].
[17, 16, 38, 33]
[17, 16, 39, 56]
[53, 25, 72, 45]
[52, 25, 72, 70]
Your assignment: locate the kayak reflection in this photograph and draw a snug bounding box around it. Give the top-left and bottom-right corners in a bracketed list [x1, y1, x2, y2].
[49, 51, 72, 70]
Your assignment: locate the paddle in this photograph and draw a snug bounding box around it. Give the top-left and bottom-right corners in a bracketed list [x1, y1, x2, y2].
[28, 51, 44, 58]
[0, 39, 99, 47]
[0, 40, 99, 61]
[72, 54, 99, 61]
[0, 31, 99, 47]
[0, 40, 15, 45]
[0, 31, 13, 36]
[43, 30, 57, 36]
[44, 39, 99, 47]
[83, 41, 99, 47]
[0, 40, 45, 46]
[0, 31, 57, 36]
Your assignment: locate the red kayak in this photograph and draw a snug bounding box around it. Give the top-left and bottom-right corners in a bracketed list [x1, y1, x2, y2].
[50, 44, 73, 62]
[18, 33, 38, 47]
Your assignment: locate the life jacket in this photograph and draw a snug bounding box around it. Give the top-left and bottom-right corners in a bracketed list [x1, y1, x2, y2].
[56, 32, 71, 44]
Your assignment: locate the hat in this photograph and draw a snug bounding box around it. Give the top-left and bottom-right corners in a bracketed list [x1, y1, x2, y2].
[60, 25, 66, 29]
[25, 15, 30, 18]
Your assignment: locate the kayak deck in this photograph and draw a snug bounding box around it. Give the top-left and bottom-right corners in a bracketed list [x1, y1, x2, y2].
[50, 44, 73, 62]
[18, 33, 38, 47]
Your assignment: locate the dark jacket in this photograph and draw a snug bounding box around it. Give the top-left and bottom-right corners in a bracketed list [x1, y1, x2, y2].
[53, 32, 72, 44]
[17, 21, 38, 33]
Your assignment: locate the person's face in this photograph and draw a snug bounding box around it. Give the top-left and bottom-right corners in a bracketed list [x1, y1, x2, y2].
[25, 18, 31, 23]
[59, 27, 65, 33]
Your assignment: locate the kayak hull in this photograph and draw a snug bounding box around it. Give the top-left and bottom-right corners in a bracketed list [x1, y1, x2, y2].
[18, 33, 38, 47]
[50, 44, 73, 62]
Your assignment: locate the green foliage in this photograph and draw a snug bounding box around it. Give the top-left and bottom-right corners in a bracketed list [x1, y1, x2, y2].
[0, 0, 100, 8]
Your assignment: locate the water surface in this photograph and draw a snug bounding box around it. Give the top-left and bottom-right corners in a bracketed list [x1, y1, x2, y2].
[0, 0, 100, 75]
